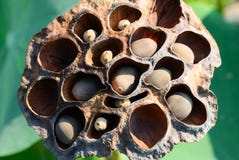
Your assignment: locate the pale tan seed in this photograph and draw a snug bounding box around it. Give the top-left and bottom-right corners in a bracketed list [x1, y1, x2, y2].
[172, 43, 194, 64]
[167, 92, 193, 120]
[132, 38, 157, 58]
[94, 117, 107, 131]
[55, 115, 79, 145]
[100, 50, 113, 65]
[112, 66, 138, 95]
[118, 19, 131, 30]
[145, 68, 172, 88]
[83, 29, 97, 42]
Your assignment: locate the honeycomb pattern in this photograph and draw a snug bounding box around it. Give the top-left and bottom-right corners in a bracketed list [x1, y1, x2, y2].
[18, 0, 221, 160]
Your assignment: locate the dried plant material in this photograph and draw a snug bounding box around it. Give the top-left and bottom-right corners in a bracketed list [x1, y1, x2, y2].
[18, 0, 221, 159]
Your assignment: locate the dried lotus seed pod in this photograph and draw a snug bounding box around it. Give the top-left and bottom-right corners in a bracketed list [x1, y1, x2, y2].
[131, 38, 157, 58]
[18, 0, 221, 159]
[118, 19, 131, 30]
[111, 66, 138, 95]
[172, 43, 195, 64]
[145, 68, 172, 88]
[83, 29, 97, 42]
[94, 117, 107, 131]
[167, 92, 193, 120]
[100, 50, 113, 65]
[55, 115, 79, 146]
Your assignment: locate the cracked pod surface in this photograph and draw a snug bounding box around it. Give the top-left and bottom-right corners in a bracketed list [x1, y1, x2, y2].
[18, 0, 221, 159]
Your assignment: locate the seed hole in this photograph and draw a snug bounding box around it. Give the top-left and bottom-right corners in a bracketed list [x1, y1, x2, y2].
[62, 72, 105, 101]
[109, 5, 141, 31]
[109, 58, 149, 95]
[74, 13, 103, 42]
[130, 104, 168, 149]
[55, 107, 85, 149]
[174, 31, 211, 64]
[166, 84, 207, 125]
[39, 38, 78, 72]
[150, 0, 183, 28]
[130, 91, 148, 102]
[88, 113, 120, 139]
[131, 27, 166, 58]
[85, 38, 123, 67]
[27, 78, 58, 117]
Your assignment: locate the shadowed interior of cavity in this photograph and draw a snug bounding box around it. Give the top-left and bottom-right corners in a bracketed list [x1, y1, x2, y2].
[149, 0, 183, 28]
[39, 38, 78, 72]
[130, 104, 168, 149]
[27, 79, 58, 116]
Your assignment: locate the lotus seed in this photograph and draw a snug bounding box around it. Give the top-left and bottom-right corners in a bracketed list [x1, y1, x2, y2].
[172, 43, 194, 64]
[100, 50, 113, 65]
[132, 38, 157, 58]
[94, 117, 107, 131]
[72, 77, 100, 101]
[114, 99, 131, 108]
[145, 68, 172, 88]
[118, 19, 131, 30]
[55, 115, 79, 145]
[111, 66, 138, 95]
[83, 29, 97, 42]
[167, 92, 193, 120]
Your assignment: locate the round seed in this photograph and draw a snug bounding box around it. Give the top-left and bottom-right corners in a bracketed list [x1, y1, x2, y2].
[100, 50, 113, 65]
[118, 19, 131, 30]
[114, 99, 131, 108]
[94, 117, 107, 131]
[55, 115, 79, 146]
[167, 92, 193, 120]
[172, 43, 194, 64]
[111, 66, 138, 95]
[131, 38, 157, 58]
[83, 29, 97, 42]
[72, 77, 100, 101]
[145, 68, 172, 88]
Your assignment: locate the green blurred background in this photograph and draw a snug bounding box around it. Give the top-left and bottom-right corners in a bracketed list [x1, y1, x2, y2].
[0, 0, 238, 159]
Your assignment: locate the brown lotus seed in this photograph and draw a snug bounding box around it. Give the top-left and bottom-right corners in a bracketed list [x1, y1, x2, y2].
[167, 92, 193, 121]
[111, 66, 138, 95]
[94, 117, 107, 131]
[118, 19, 131, 30]
[55, 115, 79, 146]
[172, 43, 195, 64]
[72, 77, 100, 101]
[100, 50, 113, 65]
[83, 29, 97, 42]
[145, 68, 172, 88]
[114, 99, 131, 108]
[131, 38, 157, 58]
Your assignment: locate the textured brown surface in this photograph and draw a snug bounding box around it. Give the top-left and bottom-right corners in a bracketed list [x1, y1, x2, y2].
[18, 0, 221, 159]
